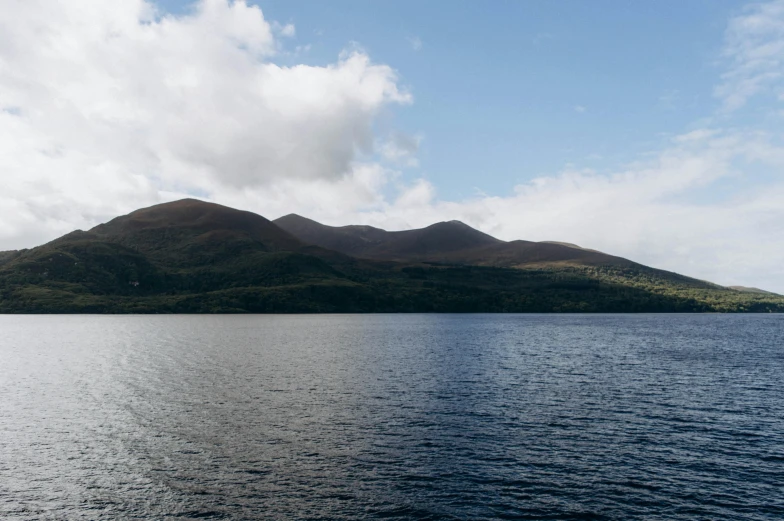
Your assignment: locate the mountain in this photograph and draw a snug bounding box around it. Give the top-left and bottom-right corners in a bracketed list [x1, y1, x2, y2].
[273, 214, 501, 260]
[92, 198, 303, 265]
[0, 200, 356, 312]
[1, 199, 782, 313]
[274, 213, 634, 267]
[274, 213, 733, 296]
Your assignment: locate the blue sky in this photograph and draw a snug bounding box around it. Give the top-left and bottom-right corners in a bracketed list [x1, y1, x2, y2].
[2, 0, 784, 291]
[161, 0, 743, 198]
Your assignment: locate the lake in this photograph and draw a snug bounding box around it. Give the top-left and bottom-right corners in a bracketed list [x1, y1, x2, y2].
[0, 314, 782, 519]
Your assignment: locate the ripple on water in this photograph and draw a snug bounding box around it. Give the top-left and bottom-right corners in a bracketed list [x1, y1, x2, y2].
[0, 314, 783, 520]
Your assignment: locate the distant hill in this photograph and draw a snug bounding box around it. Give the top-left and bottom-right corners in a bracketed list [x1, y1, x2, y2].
[274, 214, 626, 265]
[274, 214, 712, 290]
[273, 214, 501, 260]
[0, 199, 782, 313]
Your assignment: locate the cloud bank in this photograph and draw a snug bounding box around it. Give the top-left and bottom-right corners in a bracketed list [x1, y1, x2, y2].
[1, 0, 784, 292]
[0, 0, 410, 244]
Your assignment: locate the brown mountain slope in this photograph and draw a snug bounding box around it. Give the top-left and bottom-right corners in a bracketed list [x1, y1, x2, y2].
[273, 214, 390, 256]
[91, 199, 303, 266]
[274, 214, 501, 260]
[274, 213, 723, 289]
[434, 240, 634, 268]
[276, 213, 630, 267]
[369, 221, 502, 259]
[539, 241, 603, 253]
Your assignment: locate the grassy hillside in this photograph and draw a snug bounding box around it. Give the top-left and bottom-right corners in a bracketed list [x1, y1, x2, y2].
[1, 199, 782, 313]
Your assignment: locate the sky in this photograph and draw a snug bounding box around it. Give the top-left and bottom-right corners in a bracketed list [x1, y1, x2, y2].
[1, 0, 784, 292]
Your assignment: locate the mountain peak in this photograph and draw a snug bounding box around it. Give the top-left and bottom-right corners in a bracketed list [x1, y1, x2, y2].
[93, 198, 270, 231]
[427, 219, 469, 229]
[275, 214, 501, 260]
[275, 213, 314, 224]
[90, 198, 302, 262]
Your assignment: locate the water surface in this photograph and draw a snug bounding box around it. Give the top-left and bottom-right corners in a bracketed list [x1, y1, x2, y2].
[1, 314, 782, 519]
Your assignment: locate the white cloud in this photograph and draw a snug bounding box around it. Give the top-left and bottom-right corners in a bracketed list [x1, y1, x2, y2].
[573, 105, 587, 113]
[273, 21, 296, 38]
[715, 0, 784, 111]
[378, 132, 421, 167]
[674, 129, 721, 143]
[0, 0, 410, 248]
[407, 36, 422, 51]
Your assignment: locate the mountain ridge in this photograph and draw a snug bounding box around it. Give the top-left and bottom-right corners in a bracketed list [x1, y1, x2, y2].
[273, 213, 503, 260]
[0, 199, 781, 313]
[276, 213, 660, 272]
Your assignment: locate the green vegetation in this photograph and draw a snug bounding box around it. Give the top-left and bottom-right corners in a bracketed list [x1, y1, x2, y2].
[2, 251, 782, 313]
[0, 250, 20, 266]
[1, 199, 782, 313]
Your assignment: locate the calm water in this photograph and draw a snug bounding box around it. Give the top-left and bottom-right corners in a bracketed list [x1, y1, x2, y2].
[0, 315, 782, 520]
